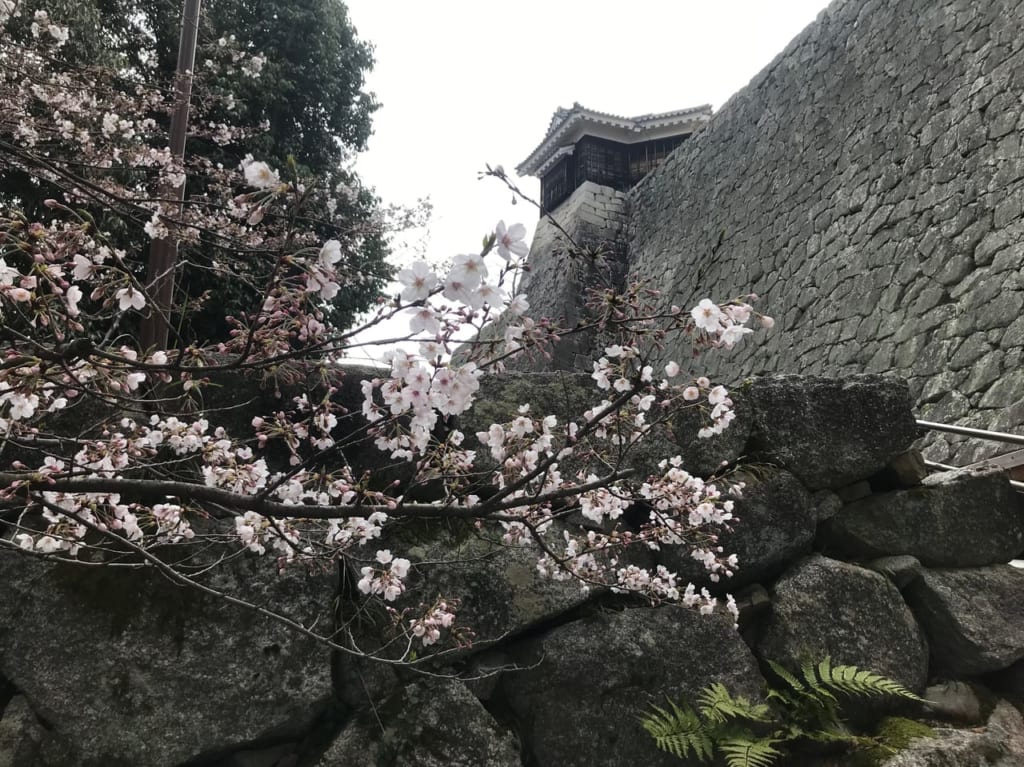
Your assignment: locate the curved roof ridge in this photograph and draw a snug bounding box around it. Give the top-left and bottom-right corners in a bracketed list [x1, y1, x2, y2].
[518, 103, 713, 177]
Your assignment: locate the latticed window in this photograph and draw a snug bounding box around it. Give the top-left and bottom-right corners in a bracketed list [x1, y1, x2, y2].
[628, 136, 687, 184]
[541, 155, 574, 212]
[575, 138, 629, 191]
[536, 129, 695, 215]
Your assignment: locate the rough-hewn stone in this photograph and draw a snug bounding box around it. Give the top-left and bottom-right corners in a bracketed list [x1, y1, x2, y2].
[316, 679, 520, 767]
[864, 555, 924, 590]
[904, 566, 1024, 676]
[0, 552, 334, 767]
[0, 695, 45, 767]
[758, 555, 928, 694]
[503, 606, 763, 767]
[824, 467, 1024, 566]
[397, 524, 596, 647]
[743, 375, 919, 490]
[876, 701, 1024, 767]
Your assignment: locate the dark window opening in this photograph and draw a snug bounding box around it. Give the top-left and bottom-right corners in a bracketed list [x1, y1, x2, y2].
[538, 133, 690, 215]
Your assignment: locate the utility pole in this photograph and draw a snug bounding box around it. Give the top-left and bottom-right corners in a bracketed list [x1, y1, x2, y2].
[140, 0, 202, 354]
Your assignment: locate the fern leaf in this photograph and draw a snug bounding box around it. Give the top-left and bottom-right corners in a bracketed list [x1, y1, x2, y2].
[814, 657, 922, 701]
[641, 700, 714, 761]
[719, 737, 783, 767]
[798, 658, 836, 701]
[766, 659, 805, 694]
[699, 683, 773, 724]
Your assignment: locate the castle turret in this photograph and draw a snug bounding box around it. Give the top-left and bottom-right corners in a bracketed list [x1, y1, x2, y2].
[516, 102, 712, 214]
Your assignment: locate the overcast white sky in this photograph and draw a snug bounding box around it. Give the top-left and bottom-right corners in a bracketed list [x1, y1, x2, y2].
[342, 0, 831, 357]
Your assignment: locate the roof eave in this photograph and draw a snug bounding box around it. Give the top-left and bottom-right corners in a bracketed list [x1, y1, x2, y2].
[517, 104, 713, 178]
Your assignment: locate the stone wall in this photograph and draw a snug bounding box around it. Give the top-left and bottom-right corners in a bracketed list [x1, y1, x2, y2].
[589, 0, 1024, 465]
[512, 181, 629, 370]
[3, 374, 1024, 766]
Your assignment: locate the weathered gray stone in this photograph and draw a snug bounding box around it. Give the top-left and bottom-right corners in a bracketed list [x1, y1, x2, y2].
[0, 551, 334, 767]
[921, 680, 982, 724]
[904, 565, 1024, 676]
[0, 696, 45, 767]
[316, 679, 520, 767]
[743, 376, 919, 490]
[811, 489, 844, 521]
[823, 467, 1024, 567]
[504, 606, 763, 767]
[658, 466, 817, 589]
[877, 701, 1024, 766]
[864, 555, 924, 590]
[398, 524, 595, 649]
[461, 649, 511, 701]
[836, 481, 873, 503]
[459, 370, 672, 484]
[979, 369, 1024, 407]
[758, 556, 928, 695]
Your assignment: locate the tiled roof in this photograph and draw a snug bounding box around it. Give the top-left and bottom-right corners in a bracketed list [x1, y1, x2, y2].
[517, 102, 713, 177]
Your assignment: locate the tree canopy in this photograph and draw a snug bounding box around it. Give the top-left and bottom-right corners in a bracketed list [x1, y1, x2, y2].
[1, 0, 391, 341]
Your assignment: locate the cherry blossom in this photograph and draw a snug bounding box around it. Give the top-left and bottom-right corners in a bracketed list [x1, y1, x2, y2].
[495, 220, 529, 260]
[398, 260, 438, 302]
[241, 155, 281, 189]
[115, 286, 146, 311]
[448, 252, 487, 287]
[0, 14, 775, 661]
[691, 298, 724, 333]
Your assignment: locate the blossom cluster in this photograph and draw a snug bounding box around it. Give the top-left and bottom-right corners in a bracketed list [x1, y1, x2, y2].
[0, 11, 775, 659]
[408, 599, 459, 646]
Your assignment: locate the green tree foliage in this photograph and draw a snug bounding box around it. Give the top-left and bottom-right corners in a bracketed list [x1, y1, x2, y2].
[91, 0, 378, 173]
[2, 0, 391, 340]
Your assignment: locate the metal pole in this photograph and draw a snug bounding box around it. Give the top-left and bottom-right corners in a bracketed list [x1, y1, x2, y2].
[923, 459, 1024, 492]
[916, 419, 1024, 447]
[140, 0, 202, 353]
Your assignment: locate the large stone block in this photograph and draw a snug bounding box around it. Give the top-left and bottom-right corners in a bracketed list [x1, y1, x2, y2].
[395, 524, 596, 648]
[657, 466, 817, 590]
[316, 679, 520, 767]
[0, 551, 334, 767]
[743, 375, 920, 490]
[503, 606, 763, 767]
[757, 555, 928, 695]
[904, 565, 1024, 676]
[823, 466, 1024, 567]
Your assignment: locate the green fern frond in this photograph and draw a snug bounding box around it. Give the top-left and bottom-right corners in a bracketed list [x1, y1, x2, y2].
[718, 737, 783, 767]
[766, 659, 805, 694]
[800, 658, 838, 702]
[804, 657, 921, 701]
[699, 683, 773, 724]
[641, 700, 714, 761]
[642, 658, 924, 764]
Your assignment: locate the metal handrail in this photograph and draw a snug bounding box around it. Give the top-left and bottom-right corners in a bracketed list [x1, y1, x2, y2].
[916, 419, 1024, 447]
[923, 459, 1024, 492]
[917, 419, 1024, 492]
